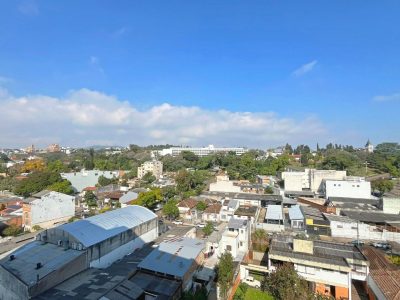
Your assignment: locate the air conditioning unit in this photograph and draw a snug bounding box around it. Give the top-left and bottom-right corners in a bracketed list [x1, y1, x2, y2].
[57, 240, 63, 247]
[77, 243, 83, 251]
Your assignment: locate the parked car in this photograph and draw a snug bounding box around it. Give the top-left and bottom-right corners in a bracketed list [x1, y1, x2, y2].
[196, 223, 206, 228]
[350, 240, 364, 246]
[371, 242, 391, 250]
[243, 276, 261, 288]
[172, 220, 183, 225]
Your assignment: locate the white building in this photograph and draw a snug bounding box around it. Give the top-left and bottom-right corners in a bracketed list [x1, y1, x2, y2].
[137, 160, 163, 179]
[380, 196, 400, 214]
[365, 140, 374, 153]
[22, 190, 75, 231]
[154, 145, 248, 157]
[209, 173, 241, 193]
[288, 205, 305, 230]
[61, 170, 120, 193]
[220, 199, 240, 222]
[219, 218, 249, 261]
[324, 178, 371, 199]
[282, 169, 347, 193]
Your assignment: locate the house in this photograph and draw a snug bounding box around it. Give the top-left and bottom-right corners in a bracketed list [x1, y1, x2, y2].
[234, 206, 258, 229]
[219, 218, 249, 261]
[202, 191, 282, 208]
[220, 199, 239, 222]
[269, 236, 369, 300]
[177, 198, 198, 221]
[323, 178, 372, 199]
[202, 203, 222, 223]
[22, 190, 75, 231]
[259, 205, 284, 232]
[209, 173, 241, 193]
[288, 205, 304, 230]
[325, 196, 379, 215]
[137, 237, 205, 292]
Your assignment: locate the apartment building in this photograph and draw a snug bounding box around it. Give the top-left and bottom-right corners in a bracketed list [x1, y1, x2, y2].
[155, 144, 248, 157]
[137, 160, 163, 179]
[323, 178, 371, 199]
[219, 218, 250, 261]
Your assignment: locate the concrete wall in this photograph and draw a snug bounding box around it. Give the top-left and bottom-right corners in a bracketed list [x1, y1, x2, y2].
[325, 180, 371, 199]
[294, 264, 349, 288]
[209, 181, 241, 193]
[0, 265, 29, 300]
[90, 227, 157, 268]
[310, 170, 347, 193]
[282, 172, 307, 191]
[381, 196, 400, 214]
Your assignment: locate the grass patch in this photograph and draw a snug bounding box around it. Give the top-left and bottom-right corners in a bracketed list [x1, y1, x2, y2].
[245, 288, 274, 300]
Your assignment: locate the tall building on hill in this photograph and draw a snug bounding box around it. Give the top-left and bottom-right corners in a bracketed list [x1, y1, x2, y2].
[137, 160, 163, 179]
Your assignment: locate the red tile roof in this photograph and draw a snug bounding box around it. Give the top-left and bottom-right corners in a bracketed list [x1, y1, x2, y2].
[204, 203, 222, 214]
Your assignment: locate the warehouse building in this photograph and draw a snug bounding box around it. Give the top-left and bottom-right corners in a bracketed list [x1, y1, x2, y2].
[0, 205, 158, 300]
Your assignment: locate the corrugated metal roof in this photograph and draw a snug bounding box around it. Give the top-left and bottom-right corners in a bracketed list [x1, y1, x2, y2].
[228, 218, 247, 229]
[288, 205, 304, 220]
[119, 191, 139, 204]
[59, 205, 157, 247]
[265, 205, 283, 220]
[138, 237, 204, 278]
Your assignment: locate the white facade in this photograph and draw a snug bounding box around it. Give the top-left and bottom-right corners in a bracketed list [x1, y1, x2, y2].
[24, 191, 75, 231]
[209, 174, 241, 193]
[324, 179, 371, 199]
[155, 145, 248, 157]
[137, 160, 163, 179]
[282, 169, 347, 193]
[381, 196, 400, 214]
[219, 200, 239, 222]
[218, 218, 249, 260]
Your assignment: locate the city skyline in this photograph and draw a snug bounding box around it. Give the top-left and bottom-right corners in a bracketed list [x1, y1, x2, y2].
[1, 1, 400, 147]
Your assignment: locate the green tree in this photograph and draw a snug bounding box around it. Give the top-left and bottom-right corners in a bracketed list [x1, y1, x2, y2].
[217, 252, 234, 299]
[372, 179, 394, 195]
[47, 160, 66, 173]
[264, 186, 274, 194]
[97, 175, 118, 187]
[264, 263, 312, 300]
[47, 179, 74, 195]
[162, 199, 179, 220]
[134, 189, 162, 209]
[14, 171, 64, 197]
[142, 172, 156, 184]
[196, 201, 207, 212]
[203, 222, 214, 237]
[84, 191, 97, 207]
[2, 224, 22, 237]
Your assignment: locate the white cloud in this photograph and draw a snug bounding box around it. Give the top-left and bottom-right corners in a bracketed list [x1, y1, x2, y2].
[292, 60, 318, 77]
[0, 76, 12, 85]
[0, 88, 327, 148]
[18, 0, 39, 16]
[373, 92, 400, 102]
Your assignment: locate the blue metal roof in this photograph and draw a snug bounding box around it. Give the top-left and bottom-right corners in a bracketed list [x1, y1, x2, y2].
[288, 205, 304, 220]
[59, 205, 157, 247]
[265, 205, 283, 220]
[138, 237, 205, 278]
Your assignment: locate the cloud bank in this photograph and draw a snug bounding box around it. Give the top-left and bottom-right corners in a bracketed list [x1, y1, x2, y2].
[0, 88, 326, 148]
[373, 92, 400, 102]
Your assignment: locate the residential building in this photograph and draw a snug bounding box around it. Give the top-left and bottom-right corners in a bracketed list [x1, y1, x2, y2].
[137, 160, 163, 179]
[209, 173, 241, 193]
[137, 237, 205, 292]
[256, 175, 275, 186]
[219, 218, 249, 261]
[282, 169, 347, 193]
[154, 144, 248, 157]
[119, 191, 139, 207]
[220, 199, 239, 222]
[288, 205, 305, 230]
[202, 203, 222, 222]
[0, 206, 158, 300]
[234, 205, 259, 229]
[269, 236, 369, 300]
[61, 170, 120, 193]
[302, 206, 331, 236]
[177, 198, 198, 221]
[323, 178, 371, 199]
[203, 191, 282, 207]
[22, 190, 75, 231]
[260, 204, 284, 232]
[47, 143, 61, 153]
[325, 196, 379, 215]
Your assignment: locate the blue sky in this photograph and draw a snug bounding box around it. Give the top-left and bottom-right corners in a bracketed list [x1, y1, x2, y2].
[0, 1, 399, 148]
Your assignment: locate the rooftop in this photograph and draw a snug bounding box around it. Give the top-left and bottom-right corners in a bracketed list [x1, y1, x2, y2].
[138, 237, 205, 278]
[0, 241, 83, 287]
[265, 205, 283, 220]
[202, 191, 282, 202]
[341, 210, 400, 224]
[327, 197, 379, 206]
[288, 205, 304, 220]
[234, 205, 258, 217]
[228, 218, 247, 229]
[58, 205, 157, 247]
[204, 203, 222, 214]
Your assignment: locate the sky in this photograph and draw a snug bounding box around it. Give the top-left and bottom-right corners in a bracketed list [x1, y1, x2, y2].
[0, 1, 399, 149]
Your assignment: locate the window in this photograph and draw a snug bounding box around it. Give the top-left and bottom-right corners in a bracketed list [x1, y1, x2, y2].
[337, 225, 343, 228]
[240, 230, 244, 234]
[226, 245, 232, 251]
[240, 242, 243, 247]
